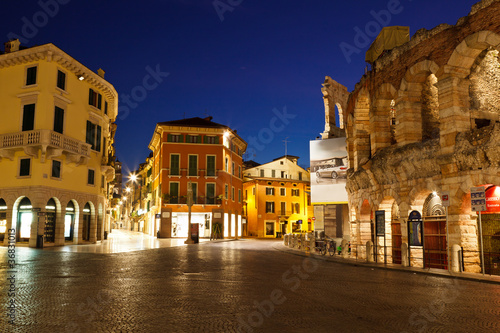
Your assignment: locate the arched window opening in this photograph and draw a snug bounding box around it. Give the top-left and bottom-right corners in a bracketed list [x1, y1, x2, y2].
[421, 74, 440, 141]
[65, 201, 75, 241]
[17, 197, 32, 241]
[44, 198, 56, 243]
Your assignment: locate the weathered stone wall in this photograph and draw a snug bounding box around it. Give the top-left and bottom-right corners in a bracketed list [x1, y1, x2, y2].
[338, 0, 500, 273]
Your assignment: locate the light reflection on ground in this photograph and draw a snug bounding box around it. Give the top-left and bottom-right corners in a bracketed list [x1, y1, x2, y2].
[45, 229, 210, 254]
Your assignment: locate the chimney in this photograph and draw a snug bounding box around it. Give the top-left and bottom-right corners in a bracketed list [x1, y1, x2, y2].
[5, 39, 20, 53]
[97, 68, 105, 78]
[204, 116, 213, 121]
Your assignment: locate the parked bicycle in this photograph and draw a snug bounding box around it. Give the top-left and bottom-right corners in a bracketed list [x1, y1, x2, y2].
[314, 240, 327, 255]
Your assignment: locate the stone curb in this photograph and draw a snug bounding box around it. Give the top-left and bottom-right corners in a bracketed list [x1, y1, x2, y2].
[274, 242, 500, 285]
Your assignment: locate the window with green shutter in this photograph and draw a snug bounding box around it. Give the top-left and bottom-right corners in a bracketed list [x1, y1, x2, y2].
[19, 158, 31, 177]
[169, 182, 179, 204]
[188, 155, 198, 176]
[206, 156, 216, 176]
[170, 154, 180, 175]
[206, 183, 215, 204]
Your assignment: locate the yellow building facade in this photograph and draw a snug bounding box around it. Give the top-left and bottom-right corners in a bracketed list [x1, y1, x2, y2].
[243, 156, 312, 238]
[0, 40, 118, 247]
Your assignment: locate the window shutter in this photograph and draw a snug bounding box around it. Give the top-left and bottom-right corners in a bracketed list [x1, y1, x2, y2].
[89, 89, 94, 105]
[104, 101, 108, 115]
[22, 104, 35, 131]
[96, 125, 102, 152]
[86, 121, 93, 145]
[185, 135, 190, 143]
[26, 67, 37, 85]
[215, 136, 219, 144]
[54, 107, 64, 134]
[203, 136, 208, 144]
[197, 136, 202, 143]
[167, 134, 172, 142]
[179, 135, 184, 143]
[97, 94, 102, 109]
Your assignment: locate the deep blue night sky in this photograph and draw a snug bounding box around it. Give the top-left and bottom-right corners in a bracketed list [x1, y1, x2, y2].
[1, 0, 479, 174]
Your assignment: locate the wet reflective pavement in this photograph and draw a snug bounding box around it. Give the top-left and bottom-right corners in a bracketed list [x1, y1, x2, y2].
[1, 237, 500, 332]
[45, 229, 211, 254]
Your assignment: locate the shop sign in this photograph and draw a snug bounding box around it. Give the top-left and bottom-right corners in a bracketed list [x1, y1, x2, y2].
[471, 187, 486, 212]
[375, 210, 385, 236]
[440, 191, 450, 207]
[486, 186, 500, 213]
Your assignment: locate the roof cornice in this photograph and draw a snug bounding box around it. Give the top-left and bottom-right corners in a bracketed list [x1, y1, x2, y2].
[0, 43, 118, 120]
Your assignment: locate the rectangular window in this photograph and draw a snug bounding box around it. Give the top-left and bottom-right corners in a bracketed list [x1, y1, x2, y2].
[265, 222, 275, 236]
[104, 101, 108, 115]
[225, 184, 228, 199]
[206, 183, 215, 204]
[167, 134, 183, 143]
[298, 172, 303, 181]
[260, 169, 264, 177]
[266, 187, 274, 196]
[238, 189, 242, 203]
[232, 162, 235, 175]
[204, 135, 218, 144]
[292, 189, 300, 196]
[19, 158, 31, 177]
[22, 104, 35, 131]
[188, 155, 198, 176]
[206, 156, 216, 176]
[57, 70, 66, 90]
[170, 154, 180, 176]
[88, 89, 102, 109]
[238, 166, 241, 178]
[252, 187, 255, 195]
[232, 187, 235, 201]
[272, 170, 276, 178]
[281, 171, 285, 178]
[53, 106, 64, 134]
[225, 157, 229, 172]
[86, 121, 101, 151]
[169, 182, 179, 204]
[101, 175, 105, 188]
[51, 160, 61, 178]
[186, 135, 201, 143]
[26, 66, 37, 86]
[265, 202, 275, 214]
[191, 183, 197, 204]
[295, 203, 300, 214]
[280, 202, 286, 215]
[280, 188, 286, 196]
[87, 169, 95, 185]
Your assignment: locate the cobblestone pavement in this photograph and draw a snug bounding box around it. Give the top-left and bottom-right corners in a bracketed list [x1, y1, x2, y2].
[1, 239, 500, 333]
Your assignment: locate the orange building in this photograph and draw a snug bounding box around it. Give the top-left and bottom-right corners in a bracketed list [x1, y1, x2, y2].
[243, 156, 312, 238]
[147, 117, 247, 238]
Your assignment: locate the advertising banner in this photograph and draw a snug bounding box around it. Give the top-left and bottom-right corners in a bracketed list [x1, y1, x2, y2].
[310, 138, 348, 203]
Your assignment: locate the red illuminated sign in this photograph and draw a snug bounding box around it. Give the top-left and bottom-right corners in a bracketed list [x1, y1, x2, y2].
[486, 186, 500, 213]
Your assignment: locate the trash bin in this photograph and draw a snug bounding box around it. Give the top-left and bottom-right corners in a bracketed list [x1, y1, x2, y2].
[36, 235, 44, 249]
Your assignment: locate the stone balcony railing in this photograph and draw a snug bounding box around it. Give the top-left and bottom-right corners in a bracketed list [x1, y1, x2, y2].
[0, 129, 91, 165]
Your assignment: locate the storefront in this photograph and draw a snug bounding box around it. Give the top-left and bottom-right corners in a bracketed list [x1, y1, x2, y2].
[65, 201, 75, 241]
[171, 212, 211, 238]
[0, 199, 6, 242]
[17, 197, 32, 241]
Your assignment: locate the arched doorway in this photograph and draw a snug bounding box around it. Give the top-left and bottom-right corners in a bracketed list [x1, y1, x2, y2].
[44, 198, 56, 243]
[390, 202, 402, 264]
[82, 203, 91, 241]
[65, 201, 75, 241]
[422, 193, 447, 269]
[17, 197, 33, 242]
[0, 199, 7, 242]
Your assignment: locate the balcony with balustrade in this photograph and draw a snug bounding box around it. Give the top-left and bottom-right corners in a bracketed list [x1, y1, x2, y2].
[0, 129, 91, 165]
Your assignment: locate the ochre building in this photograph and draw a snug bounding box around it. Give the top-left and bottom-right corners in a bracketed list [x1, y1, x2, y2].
[0, 40, 118, 247]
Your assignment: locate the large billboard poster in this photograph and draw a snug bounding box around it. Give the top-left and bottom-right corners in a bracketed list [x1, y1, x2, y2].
[310, 137, 348, 203]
